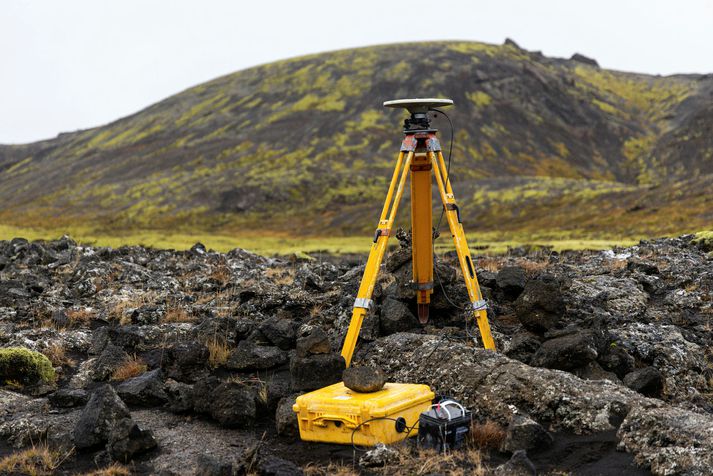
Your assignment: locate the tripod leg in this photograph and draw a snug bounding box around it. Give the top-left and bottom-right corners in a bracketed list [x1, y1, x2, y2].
[430, 150, 496, 350]
[341, 150, 414, 366]
[410, 153, 433, 323]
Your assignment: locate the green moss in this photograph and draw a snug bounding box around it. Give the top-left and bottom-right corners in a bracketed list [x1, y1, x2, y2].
[467, 91, 492, 107]
[0, 347, 56, 385]
[693, 231, 713, 251]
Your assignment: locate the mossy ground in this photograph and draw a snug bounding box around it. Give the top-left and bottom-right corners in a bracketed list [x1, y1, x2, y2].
[0, 347, 56, 385]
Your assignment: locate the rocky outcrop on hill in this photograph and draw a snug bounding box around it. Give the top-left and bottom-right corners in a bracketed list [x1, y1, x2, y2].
[0, 234, 711, 474]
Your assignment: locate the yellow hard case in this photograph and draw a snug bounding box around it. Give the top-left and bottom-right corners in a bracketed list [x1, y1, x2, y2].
[293, 382, 434, 445]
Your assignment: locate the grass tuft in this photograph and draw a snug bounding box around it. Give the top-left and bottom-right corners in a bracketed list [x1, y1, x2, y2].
[110, 355, 147, 382]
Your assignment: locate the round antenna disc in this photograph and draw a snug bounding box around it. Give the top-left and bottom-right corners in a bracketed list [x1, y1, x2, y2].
[383, 98, 454, 114]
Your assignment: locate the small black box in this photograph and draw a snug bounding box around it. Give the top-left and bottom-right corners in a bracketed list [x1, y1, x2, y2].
[417, 400, 472, 452]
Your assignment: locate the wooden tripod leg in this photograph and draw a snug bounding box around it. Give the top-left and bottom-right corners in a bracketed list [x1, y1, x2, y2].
[340, 150, 414, 366]
[429, 151, 496, 350]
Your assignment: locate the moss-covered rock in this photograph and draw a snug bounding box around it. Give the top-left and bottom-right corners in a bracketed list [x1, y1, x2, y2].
[693, 231, 713, 252]
[0, 347, 56, 385]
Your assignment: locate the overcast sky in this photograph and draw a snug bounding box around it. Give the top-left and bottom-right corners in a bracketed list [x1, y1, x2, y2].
[2, 0, 712, 144]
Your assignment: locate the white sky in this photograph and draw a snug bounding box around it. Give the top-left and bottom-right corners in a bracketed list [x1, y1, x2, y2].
[2, 0, 712, 144]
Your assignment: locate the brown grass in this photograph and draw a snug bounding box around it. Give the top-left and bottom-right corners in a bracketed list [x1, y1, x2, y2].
[162, 306, 195, 323]
[605, 258, 628, 271]
[66, 307, 96, 327]
[309, 303, 325, 318]
[477, 257, 502, 272]
[265, 267, 296, 285]
[468, 420, 506, 450]
[42, 342, 74, 367]
[0, 445, 64, 475]
[82, 463, 132, 476]
[304, 462, 358, 476]
[108, 292, 158, 324]
[515, 258, 549, 276]
[207, 339, 230, 368]
[110, 355, 147, 381]
[209, 264, 232, 286]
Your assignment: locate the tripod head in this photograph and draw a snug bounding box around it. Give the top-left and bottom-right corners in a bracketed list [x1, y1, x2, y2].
[384, 98, 454, 131]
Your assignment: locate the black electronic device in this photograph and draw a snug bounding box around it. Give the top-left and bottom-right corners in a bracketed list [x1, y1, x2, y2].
[417, 398, 472, 452]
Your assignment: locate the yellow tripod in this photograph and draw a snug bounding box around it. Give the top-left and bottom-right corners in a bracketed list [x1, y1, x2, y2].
[341, 98, 496, 366]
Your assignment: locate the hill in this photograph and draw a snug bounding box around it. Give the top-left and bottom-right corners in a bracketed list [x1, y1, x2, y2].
[1, 40, 712, 249]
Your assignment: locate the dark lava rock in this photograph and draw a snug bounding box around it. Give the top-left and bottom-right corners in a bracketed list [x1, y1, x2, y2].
[570, 52, 599, 67]
[209, 382, 257, 428]
[623, 366, 664, 397]
[276, 394, 300, 438]
[51, 309, 70, 328]
[496, 266, 527, 299]
[92, 342, 130, 381]
[130, 305, 163, 325]
[514, 274, 565, 333]
[116, 368, 168, 406]
[164, 341, 209, 382]
[106, 417, 157, 462]
[48, 388, 89, 408]
[380, 297, 419, 335]
[258, 454, 304, 476]
[504, 331, 542, 364]
[531, 331, 600, 371]
[290, 353, 345, 391]
[295, 326, 331, 357]
[73, 385, 131, 449]
[164, 379, 194, 413]
[259, 317, 300, 350]
[225, 340, 288, 371]
[598, 345, 636, 378]
[343, 366, 386, 393]
[492, 449, 537, 476]
[195, 454, 240, 476]
[501, 414, 554, 452]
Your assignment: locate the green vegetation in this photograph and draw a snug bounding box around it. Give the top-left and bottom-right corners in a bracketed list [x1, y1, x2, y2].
[693, 231, 713, 252]
[0, 347, 56, 385]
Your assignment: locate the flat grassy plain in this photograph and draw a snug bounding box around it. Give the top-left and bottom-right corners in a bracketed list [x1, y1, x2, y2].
[0, 224, 639, 256]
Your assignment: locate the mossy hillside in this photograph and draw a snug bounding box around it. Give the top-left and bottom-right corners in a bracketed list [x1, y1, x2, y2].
[0, 41, 711, 241]
[0, 347, 56, 385]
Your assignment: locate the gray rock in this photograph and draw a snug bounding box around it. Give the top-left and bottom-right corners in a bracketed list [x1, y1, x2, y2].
[106, 416, 157, 462]
[92, 342, 129, 381]
[225, 340, 288, 371]
[531, 331, 601, 371]
[504, 331, 542, 364]
[257, 454, 303, 476]
[116, 368, 168, 406]
[290, 353, 345, 391]
[73, 384, 131, 449]
[164, 378, 194, 413]
[275, 395, 300, 438]
[259, 317, 300, 350]
[501, 414, 553, 452]
[380, 297, 419, 335]
[48, 388, 89, 408]
[342, 366, 386, 393]
[496, 266, 526, 298]
[618, 405, 713, 475]
[295, 326, 331, 357]
[515, 274, 565, 332]
[209, 382, 257, 428]
[164, 341, 209, 382]
[598, 345, 636, 378]
[623, 367, 663, 398]
[359, 443, 400, 468]
[492, 450, 537, 476]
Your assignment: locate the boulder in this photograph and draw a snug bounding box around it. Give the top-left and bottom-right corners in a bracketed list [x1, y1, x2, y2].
[72, 385, 131, 449]
[48, 388, 89, 408]
[514, 274, 565, 332]
[623, 367, 664, 398]
[380, 297, 419, 335]
[342, 366, 386, 393]
[164, 379, 195, 413]
[92, 342, 129, 381]
[259, 317, 300, 350]
[496, 266, 526, 299]
[290, 353, 345, 391]
[531, 331, 601, 371]
[501, 414, 553, 452]
[257, 454, 304, 476]
[275, 395, 300, 438]
[106, 417, 157, 462]
[295, 326, 331, 357]
[598, 345, 635, 378]
[116, 368, 168, 406]
[504, 331, 542, 364]
[164, 341, 209, 382]
[209, 382, 257, 428]
[618, 405, 713, 475]
[225, 340, 288, 371]
[492, 450, 537, 476]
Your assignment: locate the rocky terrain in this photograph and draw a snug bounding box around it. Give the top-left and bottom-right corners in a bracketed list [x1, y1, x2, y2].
[0, 233, 712, 475]
[1, 40, 713, 240]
